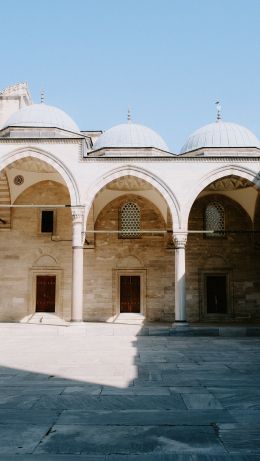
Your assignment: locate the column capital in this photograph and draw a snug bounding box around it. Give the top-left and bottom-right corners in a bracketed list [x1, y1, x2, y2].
[71, 206, 85, 223]
[173, 233, 187, 249]
[72, 206, 85, 247]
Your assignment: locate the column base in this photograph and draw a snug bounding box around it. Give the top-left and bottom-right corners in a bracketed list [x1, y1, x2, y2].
[172, 320, 189, 330]
[70, 320, 85, 325]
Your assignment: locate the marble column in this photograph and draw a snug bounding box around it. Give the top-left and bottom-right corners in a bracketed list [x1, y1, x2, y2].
[71, 207, 84, 322]
[173, 233, 188, 324]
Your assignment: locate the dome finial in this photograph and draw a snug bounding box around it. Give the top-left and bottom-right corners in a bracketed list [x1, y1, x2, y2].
[40, 89, 45, 104]
[127, 107, 131, 123]
[215, 100, 222, 122]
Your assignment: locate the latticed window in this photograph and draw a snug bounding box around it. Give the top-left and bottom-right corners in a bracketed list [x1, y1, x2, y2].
[205, 201, 225, 237]
[120, 202, 141, 239]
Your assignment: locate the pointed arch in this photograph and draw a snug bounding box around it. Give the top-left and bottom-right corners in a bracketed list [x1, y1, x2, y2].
[84, 165, 181, 231]
[183, 164, 259, 229]
[0, 146, 80, 205]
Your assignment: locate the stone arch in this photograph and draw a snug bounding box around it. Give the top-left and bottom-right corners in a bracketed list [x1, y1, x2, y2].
[0, 146, 80, 205]
[84, 165, 181, 231]
[116, 255, 143, 268]
[33, 254, 58, 267]
[183, 164, 259, 229]
[202, 254, 228, 269]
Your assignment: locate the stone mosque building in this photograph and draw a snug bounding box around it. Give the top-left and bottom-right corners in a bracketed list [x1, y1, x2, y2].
[0, 82, 260, 325]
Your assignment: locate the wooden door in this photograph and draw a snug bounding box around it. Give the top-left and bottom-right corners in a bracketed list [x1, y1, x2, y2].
[206, 275, 227, 314]
[36, 275, 56, 312]
[120, 276, 140, 313]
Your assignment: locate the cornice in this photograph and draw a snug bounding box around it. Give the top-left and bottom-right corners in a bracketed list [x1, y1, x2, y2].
[81, 156, 260, 163]
[0, 138, 83, 144]
[1, 139, 260, 164]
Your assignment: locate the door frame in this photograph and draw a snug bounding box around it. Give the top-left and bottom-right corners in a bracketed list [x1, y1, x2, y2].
[199, 269, 233, 320]
[29, 268, 63, 317]
[114, 269, 147, 316]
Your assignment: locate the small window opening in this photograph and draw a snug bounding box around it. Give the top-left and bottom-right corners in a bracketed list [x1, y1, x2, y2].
[41, 210, 54, 233]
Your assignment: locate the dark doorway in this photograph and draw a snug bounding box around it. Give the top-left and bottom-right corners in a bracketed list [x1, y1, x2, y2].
[120, 276, 140, 313]
[206, 275, 227, 314]
[36, 275, 56, 312]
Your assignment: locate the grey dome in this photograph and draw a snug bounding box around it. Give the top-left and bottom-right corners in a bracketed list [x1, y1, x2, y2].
[180, 121, 259, 153]
[4, 103, 79, 133]
[93, 122, 169, 151]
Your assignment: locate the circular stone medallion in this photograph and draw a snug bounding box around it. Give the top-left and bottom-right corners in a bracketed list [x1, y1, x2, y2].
[14, 174, 24, 185]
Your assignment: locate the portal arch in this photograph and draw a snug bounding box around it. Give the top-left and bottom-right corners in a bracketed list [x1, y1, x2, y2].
[0, 146, 80, 205]
[84, 165, 181, 231]
[183, 164, 259, 229]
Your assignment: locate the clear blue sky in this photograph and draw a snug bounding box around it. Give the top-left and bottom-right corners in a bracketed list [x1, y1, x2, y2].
[1, 0, 260, 152]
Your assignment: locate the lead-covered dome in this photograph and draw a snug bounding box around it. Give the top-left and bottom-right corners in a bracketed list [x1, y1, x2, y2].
[180, 121, 259, 153]
[3, 103, 79, 133]
[93, 122, 169, 151]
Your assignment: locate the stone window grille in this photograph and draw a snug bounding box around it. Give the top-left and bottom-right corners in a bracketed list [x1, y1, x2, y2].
[120, 202, 141, 239]
[205, 201, 225, 237]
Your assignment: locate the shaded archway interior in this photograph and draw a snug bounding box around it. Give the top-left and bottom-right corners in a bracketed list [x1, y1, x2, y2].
[0, 156, 73, 322]
[84, 175, 175, 321]
[186, 174, 260, 322]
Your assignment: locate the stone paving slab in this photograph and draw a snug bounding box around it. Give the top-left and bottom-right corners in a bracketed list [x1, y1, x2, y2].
[1, 455, 260, 461]
[230, 410, 260, 424]
[32, 394, 187, 410]
[218, 425, 260, 453]
[0, 456, 106, 461]
[0, 325, 259, 458]
[57, 409, 235, 426]
[191, 456, 260, 461]
[181, 394, 224, 409]
[208, 389, 260, 410]
[0, 424, 51, 454]
[100, 386, 171, 395]
[35, 425, 226, 455]
[0, 409, 61, 425]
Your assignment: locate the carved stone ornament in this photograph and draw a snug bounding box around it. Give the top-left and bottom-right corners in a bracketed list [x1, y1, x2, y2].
[8, 157, 55, 173]
[173, 233, 187, 249]
[206, 176, 252, 191]
[71, 207, 84, 222]
[106, 176, 151, 191]
[13, 174, 24, 185]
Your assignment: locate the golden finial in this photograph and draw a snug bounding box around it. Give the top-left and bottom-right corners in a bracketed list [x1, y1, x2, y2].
[40, 89, 45, 104]
[215, 100, 222, 121]
[127, 107, 131, 123]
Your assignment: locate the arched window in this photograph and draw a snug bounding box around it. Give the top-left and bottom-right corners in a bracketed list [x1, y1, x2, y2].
[205, 201, 225, 237]
[120, 202, 141, 239]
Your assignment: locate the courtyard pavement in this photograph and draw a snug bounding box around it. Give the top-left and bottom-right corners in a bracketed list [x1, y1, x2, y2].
[0, 323, 259, 460]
